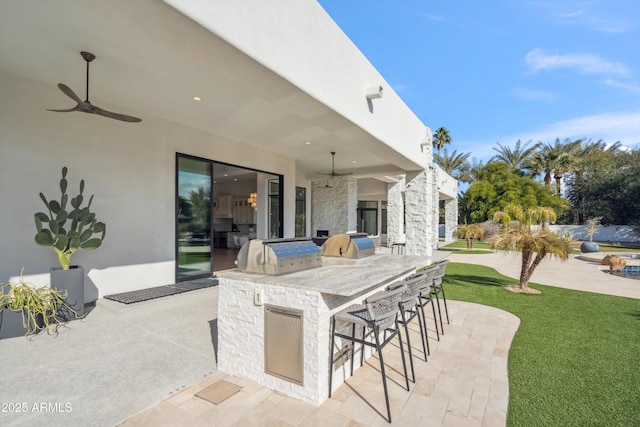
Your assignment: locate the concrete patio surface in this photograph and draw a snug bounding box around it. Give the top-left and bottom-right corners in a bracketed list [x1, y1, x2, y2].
[2, 248, 637, 426]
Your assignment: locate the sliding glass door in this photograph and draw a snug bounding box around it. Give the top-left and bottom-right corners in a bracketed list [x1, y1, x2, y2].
[176, 155, 213, 281]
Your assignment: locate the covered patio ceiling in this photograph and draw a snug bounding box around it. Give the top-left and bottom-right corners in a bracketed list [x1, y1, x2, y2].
[0, 0, 420, 182]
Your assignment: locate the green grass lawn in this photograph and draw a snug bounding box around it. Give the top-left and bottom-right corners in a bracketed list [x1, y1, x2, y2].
[571, 242, 640, 253]
[443, 262, 640, 426]
[440, 241, 493, 254]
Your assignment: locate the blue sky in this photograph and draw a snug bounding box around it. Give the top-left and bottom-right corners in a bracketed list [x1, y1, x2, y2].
[318, 0, 640, 162]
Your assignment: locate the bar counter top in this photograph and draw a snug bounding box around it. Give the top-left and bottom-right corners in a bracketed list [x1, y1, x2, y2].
[217, 254, 431, 296]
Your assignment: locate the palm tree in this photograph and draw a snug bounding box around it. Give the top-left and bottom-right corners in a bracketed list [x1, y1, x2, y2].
[490, 204, 572, 292]
[526, 138, 576, 196]
[432, 127, 452, 156]
[458, 157, 486, 184]
[491, 139, 540, 173]
[434, 148, 470, 179]
[456, 221, 485, 249]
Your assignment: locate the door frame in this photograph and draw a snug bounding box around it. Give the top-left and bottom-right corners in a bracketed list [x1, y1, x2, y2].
[175, 153, 284, 282]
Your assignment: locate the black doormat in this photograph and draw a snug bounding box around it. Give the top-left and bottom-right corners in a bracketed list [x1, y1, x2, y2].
[104, 278, 218, 305]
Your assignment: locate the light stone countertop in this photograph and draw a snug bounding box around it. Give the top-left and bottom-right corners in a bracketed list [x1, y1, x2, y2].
[217, 254, 431, 296]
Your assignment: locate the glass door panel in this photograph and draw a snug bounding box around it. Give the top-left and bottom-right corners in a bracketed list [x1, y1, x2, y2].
[268, 179, 281, 238]
[357, 201, 378, 235]
[177, 156, 212, 280]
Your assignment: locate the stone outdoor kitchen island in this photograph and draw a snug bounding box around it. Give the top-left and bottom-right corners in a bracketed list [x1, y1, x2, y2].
[216, 251, 431, 405]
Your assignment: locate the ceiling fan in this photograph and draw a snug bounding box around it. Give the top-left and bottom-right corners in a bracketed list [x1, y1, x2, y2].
[316, 151, 353, 177]
[48, 51, 142, 123]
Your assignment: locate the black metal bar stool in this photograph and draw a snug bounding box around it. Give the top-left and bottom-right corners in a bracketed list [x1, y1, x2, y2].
[408, 266, 441, 346]
[388, 276, 429, 383]
[328, 285, 410, 423]
[431, 259, 451, 334]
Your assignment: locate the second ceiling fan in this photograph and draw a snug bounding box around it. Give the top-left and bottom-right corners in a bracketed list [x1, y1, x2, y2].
[316, 151, 353, 177]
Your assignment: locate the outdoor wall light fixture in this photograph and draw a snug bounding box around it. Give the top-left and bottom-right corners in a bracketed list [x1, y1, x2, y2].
[365, 85, 383, 99]
[420, 140, 430, 152]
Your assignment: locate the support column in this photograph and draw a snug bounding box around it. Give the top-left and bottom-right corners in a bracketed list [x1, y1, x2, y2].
[431, 165, 440, 251]
[444, 197, 458, 243]
[405, 168, 434, 257]
[386, 177, 405, 247]
[311, 176, 357, 236]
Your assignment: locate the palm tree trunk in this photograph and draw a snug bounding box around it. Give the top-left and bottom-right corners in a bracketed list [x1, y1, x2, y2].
[554, 172, 562, 197]
[519, 246, 533, 289]
[521, 248, 547, 287]
[544, 172, 552, 189]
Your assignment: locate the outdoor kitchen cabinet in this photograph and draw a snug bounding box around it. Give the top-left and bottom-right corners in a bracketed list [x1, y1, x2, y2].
[217, 253, 430, 406]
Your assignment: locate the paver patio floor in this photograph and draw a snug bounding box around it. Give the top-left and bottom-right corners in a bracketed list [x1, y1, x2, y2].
[121, 299, 519, 427]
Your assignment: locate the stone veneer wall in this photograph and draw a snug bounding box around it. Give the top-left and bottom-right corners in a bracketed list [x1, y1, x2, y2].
[217, 278, 329, 405]
[405, 169, 434, 257]
[444, 197, 458, 243]
[431, 166, 440, 252]
[217, 276, 406, 405]
[386, 177, 405, 246]
[311, 176, 357, 236]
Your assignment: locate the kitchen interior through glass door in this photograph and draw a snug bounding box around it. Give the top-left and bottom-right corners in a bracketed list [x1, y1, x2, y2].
[177, 155, 213, 280]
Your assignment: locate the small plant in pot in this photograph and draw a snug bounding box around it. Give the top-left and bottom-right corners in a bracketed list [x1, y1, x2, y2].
[34, 167, 106, 318]
[580, 216, 602, 253]
[0, 271, 80, 339]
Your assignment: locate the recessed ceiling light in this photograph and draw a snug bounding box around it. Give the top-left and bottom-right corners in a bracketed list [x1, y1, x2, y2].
[224, 174, 228, 177]
[234, 178, 238, 181]
[305, 141, 311, 145]
[352, 160, 357, 163]
[192, 96, 202, 102]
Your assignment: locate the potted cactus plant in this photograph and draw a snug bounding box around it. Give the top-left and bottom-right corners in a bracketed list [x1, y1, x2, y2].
[34, 167, 106, 317]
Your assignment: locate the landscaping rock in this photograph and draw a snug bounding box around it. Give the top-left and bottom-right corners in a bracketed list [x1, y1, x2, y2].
[601, 255, 627, 271]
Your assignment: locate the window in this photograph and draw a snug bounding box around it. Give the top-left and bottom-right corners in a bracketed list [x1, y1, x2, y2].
[268, 179, 282, 238]
[295, 186, 306, 237]
[381, 201, 387, 234]
[357, 201, 378, 235]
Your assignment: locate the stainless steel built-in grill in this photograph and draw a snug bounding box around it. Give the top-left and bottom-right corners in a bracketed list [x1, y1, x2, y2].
[321, 233, 376, 259]
[237, 238, 322, 275]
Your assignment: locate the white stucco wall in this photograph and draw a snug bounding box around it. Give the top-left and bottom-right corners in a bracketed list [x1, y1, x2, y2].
[0, 71, 297, 295]
[164, 0, 429, 170]
[548, 225, 639, 243]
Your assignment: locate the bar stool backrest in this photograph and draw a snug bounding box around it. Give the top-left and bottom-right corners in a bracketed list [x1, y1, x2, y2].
[389, 277, 423, 309]
[434, 259, 450, 279]
[365, 285, 406, 330]
[410, 266, 439, 293]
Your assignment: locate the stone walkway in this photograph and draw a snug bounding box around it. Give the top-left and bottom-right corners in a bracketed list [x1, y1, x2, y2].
[447, 251, 640, 300]
[121, 300, 519, 427]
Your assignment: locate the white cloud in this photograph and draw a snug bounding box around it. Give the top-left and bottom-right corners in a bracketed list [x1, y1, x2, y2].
[512, 110, 640, 148]
[603, 79, 640, 94]
[426, 14, 444, 21]
[510, 87, 555, 101]
[392, 84, 411, 94]
[525, 48, 629, 75]
[462, 110, 640, 162]
[544, 2, 631, 33]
